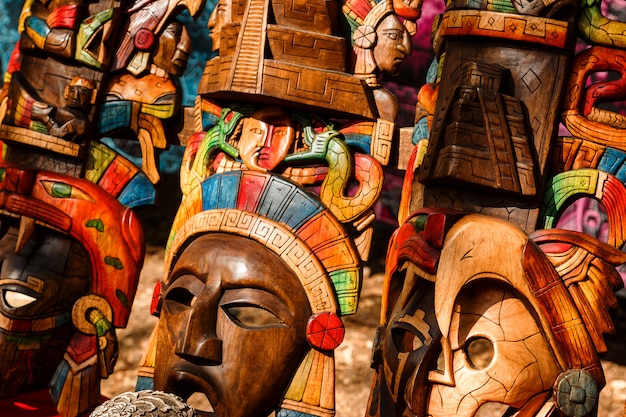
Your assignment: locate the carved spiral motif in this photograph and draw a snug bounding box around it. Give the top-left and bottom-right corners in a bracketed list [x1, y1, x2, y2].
[89, 390, 198, 417]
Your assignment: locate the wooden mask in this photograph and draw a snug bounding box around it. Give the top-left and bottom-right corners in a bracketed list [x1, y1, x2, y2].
[140, 171, 362, 417]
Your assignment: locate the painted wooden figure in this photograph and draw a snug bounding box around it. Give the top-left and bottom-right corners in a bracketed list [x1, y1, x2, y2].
[133, 0, 420, 416]
[368, 0, 626, 416]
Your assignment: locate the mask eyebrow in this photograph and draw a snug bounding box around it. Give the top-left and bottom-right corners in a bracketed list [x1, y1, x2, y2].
[165, 273, 206, 298]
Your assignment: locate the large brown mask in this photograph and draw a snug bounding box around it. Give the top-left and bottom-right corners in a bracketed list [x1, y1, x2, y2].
[154, 233, 312, 417]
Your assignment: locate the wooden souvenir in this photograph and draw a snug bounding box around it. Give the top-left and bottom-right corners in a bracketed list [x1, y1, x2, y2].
[368, 0, 626, 416]
[0, 1, 203, 416]
[367, 210, 625, 417]
[0, 163, 145, 417]
[129, 1, 420, 416]
[403, 6, 580, 233]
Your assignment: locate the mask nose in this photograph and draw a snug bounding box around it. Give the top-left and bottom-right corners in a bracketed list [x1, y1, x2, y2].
[256, 123, 272, 147]
[398, 31, 412, 55]
[175, 295, 223, 365]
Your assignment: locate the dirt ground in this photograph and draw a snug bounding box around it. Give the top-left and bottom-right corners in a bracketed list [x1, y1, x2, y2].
[101, 238, 626, 417]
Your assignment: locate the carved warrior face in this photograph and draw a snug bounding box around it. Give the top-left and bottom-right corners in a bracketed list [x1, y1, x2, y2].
[374, 213, 622, 416]
[238, 108, 295, 171]
[65, 77, 96, 110]
[153, 21, 193, 77]
[0, 226, 91, 397]
[425, 285, 561, 416]
[372, 13, 412, 76]
[154, 233, 312, 417]
[208, 0, 230, 52]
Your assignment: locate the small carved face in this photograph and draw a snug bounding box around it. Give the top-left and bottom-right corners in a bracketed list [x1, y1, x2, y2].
[154, 21, 192, 76]
[154, 233, 312, 417]
[0, 226, 91, 397]
[208, 0, 230, 52]
[65, 82, 95, 110]
[373, 14, 411, 76]
[238, 108, 295, 171]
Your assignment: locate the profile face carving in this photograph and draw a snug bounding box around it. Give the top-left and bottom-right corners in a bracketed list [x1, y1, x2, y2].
[372, 13, 411, 76]
[238, 108, 295, 171]
[208, 0, 230, 52]
[154, 233, 312, 417]
[153, 21, 192, 76]
[0, 225, 91, 397]
[380, 276, 439, 416]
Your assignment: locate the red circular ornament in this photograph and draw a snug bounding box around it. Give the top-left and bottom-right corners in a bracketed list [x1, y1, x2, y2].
[134, 28, 154, 50]
[306, 312, 345, 351]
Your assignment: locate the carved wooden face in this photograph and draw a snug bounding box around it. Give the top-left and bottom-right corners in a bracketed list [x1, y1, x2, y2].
[238, 109, 295, 171]
[154, 233, 312, 417]
[373, 14, 411, 76]
[0, 226, 91, 397]
[380, 275, 440, 416]
[208, 0, 230, 52]
[65, 82, 95, 110]
[378, 215, 564, 416]
[154, 21, 192, 76]
[425, 284, 561, 416]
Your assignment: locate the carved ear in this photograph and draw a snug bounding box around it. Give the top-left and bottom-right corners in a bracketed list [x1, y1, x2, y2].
[553, 369, 600, 416]
[354, 25, 377, 49]
[306, 312, 345, 351]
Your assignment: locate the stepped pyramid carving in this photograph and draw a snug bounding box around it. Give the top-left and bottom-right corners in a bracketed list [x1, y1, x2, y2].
[200, 0, 377, 119]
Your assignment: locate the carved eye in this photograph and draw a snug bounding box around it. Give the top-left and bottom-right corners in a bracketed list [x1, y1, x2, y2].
[384, 31, 399, 40]
[222, 304, 284, 329]
[464, 336, 494, 370]
[249, 128, 264, 135]
[164, 286, 197, 315]
[163, 274, 205, 316]
[3, 290, 38, 308]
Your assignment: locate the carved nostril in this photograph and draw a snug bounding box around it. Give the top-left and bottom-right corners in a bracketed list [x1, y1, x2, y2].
[175, 336, 223, 366]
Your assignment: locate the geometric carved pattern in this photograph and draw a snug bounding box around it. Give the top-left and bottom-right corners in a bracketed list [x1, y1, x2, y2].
[166, 171, 362, 315]
[439, 9, 571, 48]
[267, 26, 346, 71]
[420, 62, 537, 196]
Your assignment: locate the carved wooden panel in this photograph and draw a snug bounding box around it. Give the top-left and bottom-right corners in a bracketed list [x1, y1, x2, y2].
[132, 1, 422, 415]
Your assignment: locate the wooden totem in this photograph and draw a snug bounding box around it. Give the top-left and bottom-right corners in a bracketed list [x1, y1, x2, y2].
[133, 0, 419, 416]
[368, 0, 626, 416]
[0, 1, 203, 416]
